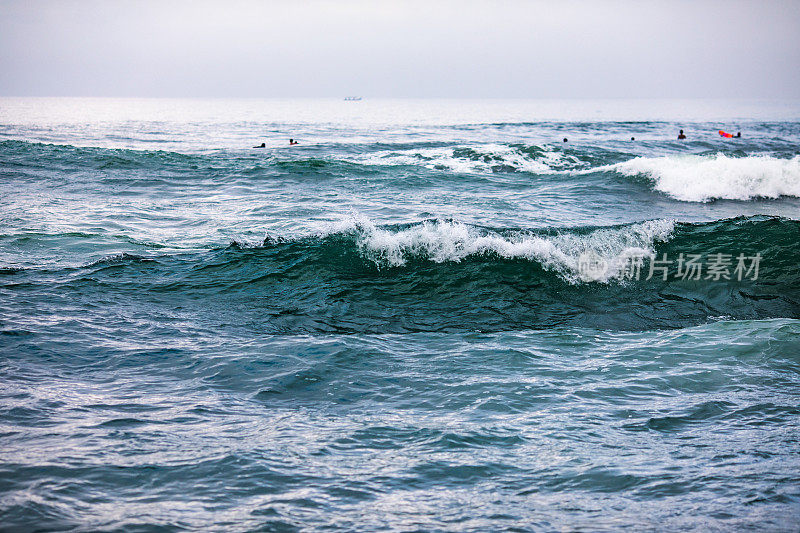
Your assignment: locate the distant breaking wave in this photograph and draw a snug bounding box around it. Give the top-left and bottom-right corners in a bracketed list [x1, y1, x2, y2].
[348, 143, 591, 173]
[3, 139, 799, 203]
[608, 153, 800, 202]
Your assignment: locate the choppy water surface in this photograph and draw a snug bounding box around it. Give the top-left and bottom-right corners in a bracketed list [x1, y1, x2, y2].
[1, 98, 799, 531]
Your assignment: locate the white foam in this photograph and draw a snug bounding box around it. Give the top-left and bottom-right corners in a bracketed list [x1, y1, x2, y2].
[351, 218, 675, 283]
[610, 153, 800, 202]
[349, 144, 583, 174]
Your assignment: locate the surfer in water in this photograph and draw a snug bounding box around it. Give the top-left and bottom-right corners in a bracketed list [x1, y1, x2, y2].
[678, 129, 686, 140]
[289, 139, 299, 145]
[719, 130, 742, 139]
[253, 143, 266, 148]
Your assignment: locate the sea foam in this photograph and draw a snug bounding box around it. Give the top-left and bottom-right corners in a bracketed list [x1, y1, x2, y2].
[610, 153, 800, 202]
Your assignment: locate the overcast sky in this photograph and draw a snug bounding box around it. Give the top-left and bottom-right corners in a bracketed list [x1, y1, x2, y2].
[1, 0, 798, 98]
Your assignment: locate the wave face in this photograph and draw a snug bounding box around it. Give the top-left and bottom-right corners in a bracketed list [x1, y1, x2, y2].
[4, 216, 797, 334]
[2, 99, 800, 532]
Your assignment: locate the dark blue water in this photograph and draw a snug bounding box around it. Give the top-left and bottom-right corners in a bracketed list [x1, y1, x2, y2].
[1, 98, 799, 531]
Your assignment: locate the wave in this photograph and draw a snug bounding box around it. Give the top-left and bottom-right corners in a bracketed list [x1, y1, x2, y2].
[608, 153, 800, 202]
[0, 139, 603, 175]
[6, 215, 798, 284]
[347, 143, 601, 173]
[3, 216, 798, 334]
[0, 139, 209, 175]
[4, 140, 800, 204]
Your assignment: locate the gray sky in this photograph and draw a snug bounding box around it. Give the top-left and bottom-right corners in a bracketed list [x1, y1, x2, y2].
[1, 0, 798, 98]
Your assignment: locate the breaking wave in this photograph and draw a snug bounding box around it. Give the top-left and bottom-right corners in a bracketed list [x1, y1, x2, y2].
[3, 216, 799, 334]
[350, 218, 675, 283]
[4, 140, 800, 205]
[609, 153, 800, 202]
[348, 143, 591, 173]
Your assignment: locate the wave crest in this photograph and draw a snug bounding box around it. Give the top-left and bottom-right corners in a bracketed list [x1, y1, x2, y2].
[349, 144, 587, 174]
[351, 218, 675, 283]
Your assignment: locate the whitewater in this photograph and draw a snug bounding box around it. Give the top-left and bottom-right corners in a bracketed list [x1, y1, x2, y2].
[1, 98, 799, 531]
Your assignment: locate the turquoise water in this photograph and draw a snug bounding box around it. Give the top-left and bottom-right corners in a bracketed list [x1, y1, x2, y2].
[1, 98, 799, 531]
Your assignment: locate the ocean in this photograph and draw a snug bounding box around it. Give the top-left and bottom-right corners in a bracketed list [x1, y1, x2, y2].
[1, 97, 799, 531]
